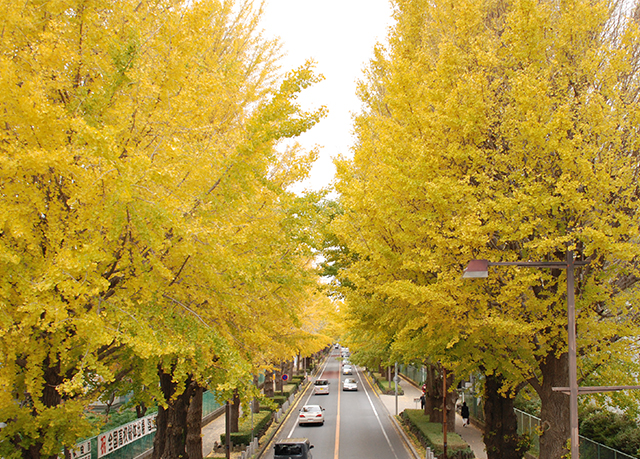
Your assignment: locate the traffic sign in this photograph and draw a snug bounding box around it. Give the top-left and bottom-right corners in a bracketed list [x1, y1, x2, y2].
[282, 374, 289, 381]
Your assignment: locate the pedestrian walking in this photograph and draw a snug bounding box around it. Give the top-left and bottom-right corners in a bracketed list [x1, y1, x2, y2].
[461, 401, 470, 427]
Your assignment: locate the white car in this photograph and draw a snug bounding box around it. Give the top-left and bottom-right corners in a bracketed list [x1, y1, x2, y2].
[343, 378, 358, 391]
[313, 379, 330, 395]
[342, 365, 353, 375]
[298, 405, 325, 425]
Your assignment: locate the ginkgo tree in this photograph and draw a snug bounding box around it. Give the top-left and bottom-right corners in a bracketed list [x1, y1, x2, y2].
[333, 0, 640, 458]
[0, 0, 330, 458]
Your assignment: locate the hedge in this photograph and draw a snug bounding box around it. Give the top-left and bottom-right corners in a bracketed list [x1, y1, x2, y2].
[401, 409, 473, 459]
[371, 372, 405, 395]
[220, 410, 272, 446]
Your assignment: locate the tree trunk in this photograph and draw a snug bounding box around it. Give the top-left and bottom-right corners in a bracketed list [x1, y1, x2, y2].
[18, 357, 64, 459]
[229, 389, 240, 433]
[152, 368, 199, 459]
[424, 364, 436, 419]
[264, 370, 274, 397]
[537, 351, 570, 459]
[483, 373, 527, 459]
[275, 363, 283, 393]
[423, 364, 457, 432]
[136, 402, 148, 418]
[186, 385, 203, 459]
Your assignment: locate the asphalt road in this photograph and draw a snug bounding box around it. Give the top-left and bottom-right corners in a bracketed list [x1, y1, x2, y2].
[260, 350, 415, 459]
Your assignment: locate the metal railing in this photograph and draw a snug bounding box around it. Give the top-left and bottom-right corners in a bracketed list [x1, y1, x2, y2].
[515, 409, 638, 459]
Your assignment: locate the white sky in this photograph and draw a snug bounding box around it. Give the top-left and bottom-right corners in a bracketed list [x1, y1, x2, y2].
[259, 0, 394, 193]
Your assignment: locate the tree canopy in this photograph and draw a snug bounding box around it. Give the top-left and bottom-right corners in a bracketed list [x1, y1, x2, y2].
[332, 0, 640, 457]
[0, 0, 333, 457]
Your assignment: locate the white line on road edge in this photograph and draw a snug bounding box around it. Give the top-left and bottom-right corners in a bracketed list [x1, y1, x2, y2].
[286, 354, 332, 438]
[356, 369, 401, 459]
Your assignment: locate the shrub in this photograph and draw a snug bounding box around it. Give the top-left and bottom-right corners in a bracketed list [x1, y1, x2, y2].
[514, 386, 541, 417]
[371, 372, 405, 395]
[580, 406, 640, 456]
[260, 395, 288, 412]
[401, 409, 473, 458]
[220, 410, 272, 446]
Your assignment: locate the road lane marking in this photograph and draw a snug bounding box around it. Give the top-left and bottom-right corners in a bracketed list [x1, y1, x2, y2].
[287, 355, 332, 438]
[335, 380, 341, 459]
[357, 368, 401, 459]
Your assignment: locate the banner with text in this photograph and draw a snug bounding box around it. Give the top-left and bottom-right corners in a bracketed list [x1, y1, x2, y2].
[97, 413, 157, 458]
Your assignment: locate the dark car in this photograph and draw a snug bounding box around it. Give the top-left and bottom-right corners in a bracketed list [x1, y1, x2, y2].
[274, 438, 314, 459]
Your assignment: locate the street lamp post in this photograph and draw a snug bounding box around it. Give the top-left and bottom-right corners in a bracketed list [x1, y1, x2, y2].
[464, 251, 640, 458]
[464, 251, 584, 458]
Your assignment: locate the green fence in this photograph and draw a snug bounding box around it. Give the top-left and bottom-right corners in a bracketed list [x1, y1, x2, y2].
[398, 364, 427, 388]
[515, 408, 638, 459]
[68, 391, 222, 459]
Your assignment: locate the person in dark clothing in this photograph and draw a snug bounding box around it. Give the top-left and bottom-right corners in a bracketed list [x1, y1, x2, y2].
[461, 401, 470, 426]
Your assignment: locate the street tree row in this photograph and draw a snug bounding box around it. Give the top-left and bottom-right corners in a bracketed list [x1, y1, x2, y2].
[330, 0, 640, 458]
[0, 1, 334, 458]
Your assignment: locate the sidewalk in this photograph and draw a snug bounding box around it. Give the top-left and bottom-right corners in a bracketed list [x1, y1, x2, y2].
[376, 376, 487, 459]
[202, 410, 226, 457]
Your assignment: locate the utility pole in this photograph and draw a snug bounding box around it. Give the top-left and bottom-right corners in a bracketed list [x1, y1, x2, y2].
[225, 401, 231, 459]
[443, 366, 447, 459]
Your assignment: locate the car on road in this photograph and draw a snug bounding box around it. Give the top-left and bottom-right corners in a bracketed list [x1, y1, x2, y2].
[342, 365, 353, 375]
[274, 438, 314, 459]
[313, 379, 329, 395]
[342, 378, 358, 391]
[298, 405, 325, 426]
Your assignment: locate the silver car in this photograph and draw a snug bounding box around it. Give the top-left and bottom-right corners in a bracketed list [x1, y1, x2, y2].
[343, 378, 358, 391]
[313, 379, 330, 395]
[298, 405, 325, 425]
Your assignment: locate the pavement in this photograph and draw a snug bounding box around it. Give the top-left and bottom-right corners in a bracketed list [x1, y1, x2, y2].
[201, 373, 487, 459]
[202, 408, 226, 457]
[375, 376, 487, 459]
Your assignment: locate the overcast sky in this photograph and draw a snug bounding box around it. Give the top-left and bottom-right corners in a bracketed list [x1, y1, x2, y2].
[259, 0, 394, 193]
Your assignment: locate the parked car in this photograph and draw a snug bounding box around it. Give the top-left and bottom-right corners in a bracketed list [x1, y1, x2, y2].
[342, 378, 358, 391]
[342, 365, 353, 375]
[313, 379, 330, 395]
[298, 405, 325, 425]
[274, 438, 314, 459]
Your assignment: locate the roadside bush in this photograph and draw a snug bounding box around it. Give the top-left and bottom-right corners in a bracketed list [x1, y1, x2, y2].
[262, 395, 288, 411]
[371, 372, 405, 395]
[401, 409, 473, 459]
[514, 386, 541, 417]
[220, 410, 272, 446]
[580, 406, 640, 457]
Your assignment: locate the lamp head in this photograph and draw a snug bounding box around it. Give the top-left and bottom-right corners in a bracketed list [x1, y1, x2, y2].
[463, 259, 489, 278]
